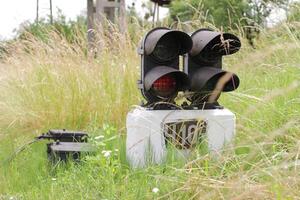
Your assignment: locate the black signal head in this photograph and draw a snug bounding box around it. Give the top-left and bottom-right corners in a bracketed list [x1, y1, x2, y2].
[185, 29, 241, 106]
[139, 27, 192, 106]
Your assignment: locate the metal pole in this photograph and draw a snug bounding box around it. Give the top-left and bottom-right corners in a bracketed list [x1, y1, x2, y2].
[119, 0, 126, 33]
[87, 0, 95, 51]
[36, 0, 39, 23]
[156, 4, 159, 26]
[152, 3, 157, 27]
[50, 0, 53, 24]
[96, 0, 104, 25]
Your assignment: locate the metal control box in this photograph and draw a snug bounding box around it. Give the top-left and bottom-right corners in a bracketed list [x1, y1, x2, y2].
[37, 129, 94, 164]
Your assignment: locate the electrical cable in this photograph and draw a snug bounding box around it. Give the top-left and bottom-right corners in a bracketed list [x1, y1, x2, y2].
[3, 138, 43, 164]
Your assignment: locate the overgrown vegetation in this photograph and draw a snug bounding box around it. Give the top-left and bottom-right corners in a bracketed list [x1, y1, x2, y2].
[169, 0, 288, 28]
[0, 3, 300, 200]
[17, 10, 87, 45]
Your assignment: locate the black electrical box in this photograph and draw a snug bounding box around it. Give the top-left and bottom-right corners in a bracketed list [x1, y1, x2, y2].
[37, 129, 94, 164]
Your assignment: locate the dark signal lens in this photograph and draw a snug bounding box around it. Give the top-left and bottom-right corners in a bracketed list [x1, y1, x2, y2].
[152, 75, 177, 98]
[152, 35, 180, 62]
[196, 50, 217, 63]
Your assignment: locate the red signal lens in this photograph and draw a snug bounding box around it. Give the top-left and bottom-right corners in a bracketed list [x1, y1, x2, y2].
[152, 75, 177, 98]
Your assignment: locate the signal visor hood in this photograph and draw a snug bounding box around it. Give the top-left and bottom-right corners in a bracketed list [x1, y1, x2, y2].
[191, 67, 240, 92]
[190, 29, 241, 57]
[141, 27, 193, 56]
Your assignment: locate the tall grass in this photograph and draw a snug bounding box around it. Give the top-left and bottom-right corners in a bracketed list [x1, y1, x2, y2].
[0, 20, 300, 199]
[0, 26, 140, 131]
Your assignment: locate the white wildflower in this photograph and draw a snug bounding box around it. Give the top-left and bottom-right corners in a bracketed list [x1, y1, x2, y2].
[52, 178, 57, 181]
[102, 150, 112, 158]
[152, 187, 159, 193]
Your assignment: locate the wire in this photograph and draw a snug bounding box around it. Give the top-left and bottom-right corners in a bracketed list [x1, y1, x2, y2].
[3, 138, 43, 164]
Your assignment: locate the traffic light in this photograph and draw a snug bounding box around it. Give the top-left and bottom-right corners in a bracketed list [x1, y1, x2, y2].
[138, 27, 192, 107]
[184, 29, 241, 107]
[128, 27, 241, 168]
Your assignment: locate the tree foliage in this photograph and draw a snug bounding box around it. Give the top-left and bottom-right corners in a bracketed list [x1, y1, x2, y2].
[17, 9, 86, 44]
[170, 0, 248, 29]
[169, 0, 287, 29]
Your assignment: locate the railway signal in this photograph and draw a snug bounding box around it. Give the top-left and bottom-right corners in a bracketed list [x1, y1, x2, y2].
[184, 29, 241, 107]
[137, 27, 192, 107]
[127, 27, 242, 168]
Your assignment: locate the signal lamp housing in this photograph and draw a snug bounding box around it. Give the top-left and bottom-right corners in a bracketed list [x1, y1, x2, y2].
[138, 27, 192, 106]
[185, 29, 241, 106]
